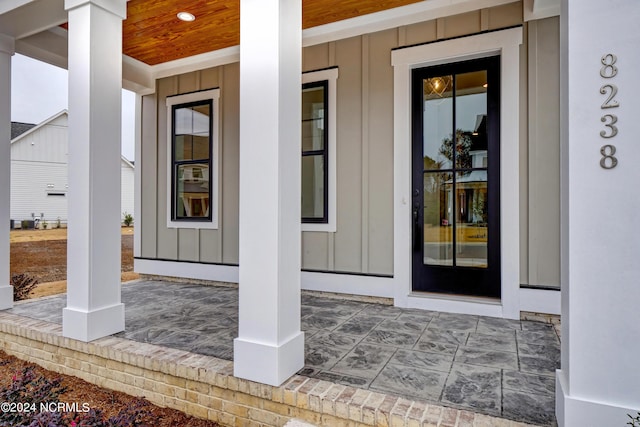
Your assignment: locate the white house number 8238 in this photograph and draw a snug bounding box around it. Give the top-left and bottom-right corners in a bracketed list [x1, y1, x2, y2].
[599, 54, 619, 169]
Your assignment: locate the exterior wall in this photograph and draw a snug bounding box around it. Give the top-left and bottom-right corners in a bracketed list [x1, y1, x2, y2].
[139, 2, 561, 289]
[139, 63, 240, 264]
[10, 113, 135, 224]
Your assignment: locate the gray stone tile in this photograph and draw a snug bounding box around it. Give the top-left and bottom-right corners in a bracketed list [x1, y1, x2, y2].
[419, 329, 469, 346]
[390, 349, 453, 372]
[360, 304, 404, 318]
[503, 370, 556, 395]
[191, 344, 233, 360]
[331, 343, 396, 379]
[301, 314, 343, 331]
[519, 355, 560, 375]
[371, 364, 447, 401]
[518, 342, 560, 361]
[429, 316, 478, 333]
[466, 332, 517, 353]
[516, 329, 559, 345]
[334, 315, 386, 336]
[521, 320, 555, 332]
[363, 329, 420, 348]
[396, 312, 435, 324]
[503, 389, 556, 426]
[308, 330, 361, 349]
[454, 347, 518, 370]
[477, 317, 522, 335]
[414, 340, 459, 356]
[305, 342, 352, 369]
[313, 371, 372, 388]
[375, 318, 427, 334]
[442, 363, 501, 416]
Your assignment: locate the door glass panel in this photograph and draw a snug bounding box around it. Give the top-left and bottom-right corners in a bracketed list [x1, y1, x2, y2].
[423, 75, 454, 170]
[423, 172, 453, 266]
[455, 70, 488, 170]
[455, 170, 488, 268]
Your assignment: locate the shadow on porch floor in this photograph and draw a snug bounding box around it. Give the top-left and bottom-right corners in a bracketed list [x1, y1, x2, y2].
[8, 279, 559, 426]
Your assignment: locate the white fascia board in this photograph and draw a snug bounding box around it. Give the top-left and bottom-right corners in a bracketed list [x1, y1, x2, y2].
[523, 0, 560, 21]
[303, 0, 519, 47]
[0, 0, 35, 16]
[151, 45, 240, 80]
[122, 54, 155, 95]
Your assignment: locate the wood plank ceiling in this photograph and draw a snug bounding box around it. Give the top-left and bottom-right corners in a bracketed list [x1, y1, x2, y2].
[123, 0, 423, 65]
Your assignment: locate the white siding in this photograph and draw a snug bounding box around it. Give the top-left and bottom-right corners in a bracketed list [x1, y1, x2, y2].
[10, 112, 135, 225]
[121, 161, 135, 221]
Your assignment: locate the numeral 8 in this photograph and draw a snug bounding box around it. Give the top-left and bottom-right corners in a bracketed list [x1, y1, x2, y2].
[600, 144, 618, 169]
[600, 54, 618, 78]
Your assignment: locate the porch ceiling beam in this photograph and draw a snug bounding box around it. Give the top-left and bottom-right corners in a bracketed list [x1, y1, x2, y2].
[0, 0, 66, 40]
[0, 33, 14, 309]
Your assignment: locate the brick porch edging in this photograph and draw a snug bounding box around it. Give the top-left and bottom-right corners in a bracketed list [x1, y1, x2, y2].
[0, 312, 538, 427]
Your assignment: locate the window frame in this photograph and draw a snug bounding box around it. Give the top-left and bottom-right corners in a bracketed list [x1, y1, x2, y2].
[166, 88, 220, 229]
[301, 68, 338, 232]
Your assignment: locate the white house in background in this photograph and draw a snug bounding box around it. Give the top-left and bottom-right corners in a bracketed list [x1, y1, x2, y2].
[10, 110, 134, 226]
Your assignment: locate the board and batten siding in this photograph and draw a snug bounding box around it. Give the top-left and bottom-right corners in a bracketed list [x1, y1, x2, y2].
[10, 112, 135, 225]
[139, 2, 561, 288]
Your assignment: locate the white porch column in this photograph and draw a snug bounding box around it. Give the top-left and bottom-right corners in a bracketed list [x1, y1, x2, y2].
[0, 34, 14, 310]
[234, 0, 304, 385]
[557, 0, 640, 425]
[62, 0, 126, 342]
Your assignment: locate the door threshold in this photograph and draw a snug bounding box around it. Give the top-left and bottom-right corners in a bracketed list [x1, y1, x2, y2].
[409, 291, 501, 305]
[403, 291, 508, 318]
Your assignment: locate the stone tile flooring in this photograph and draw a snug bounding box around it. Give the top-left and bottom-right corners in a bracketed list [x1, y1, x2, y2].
[9, 280, 560, 426]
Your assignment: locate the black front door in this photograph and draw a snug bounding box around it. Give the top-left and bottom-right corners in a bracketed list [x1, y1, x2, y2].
[411, 56, 501, 298]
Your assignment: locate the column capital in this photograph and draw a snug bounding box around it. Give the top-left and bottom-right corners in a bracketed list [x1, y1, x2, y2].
[64, 0, 126, 20]
[0, 33, 14, 56]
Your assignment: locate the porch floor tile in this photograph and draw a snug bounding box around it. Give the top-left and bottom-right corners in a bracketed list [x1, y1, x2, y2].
[8, 279, 559, 426]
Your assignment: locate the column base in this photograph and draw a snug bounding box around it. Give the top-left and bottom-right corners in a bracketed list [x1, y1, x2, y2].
[556, 369, 638, 427]
[234, 331, 304, 386]
[0, 285, 13, 310]
[63, 303, 125, 342]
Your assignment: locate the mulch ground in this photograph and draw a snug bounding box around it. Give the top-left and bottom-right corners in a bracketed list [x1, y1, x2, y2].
[0, 350, 220, 426]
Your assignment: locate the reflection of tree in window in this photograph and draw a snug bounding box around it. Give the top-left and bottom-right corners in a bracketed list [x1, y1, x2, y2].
[438, 129, 472, 172]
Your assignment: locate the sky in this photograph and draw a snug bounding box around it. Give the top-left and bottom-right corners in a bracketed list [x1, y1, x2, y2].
[10, 53, 136, 161]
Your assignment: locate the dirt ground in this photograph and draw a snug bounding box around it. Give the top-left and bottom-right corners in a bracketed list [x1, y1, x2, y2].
[9, 227, 139, 299]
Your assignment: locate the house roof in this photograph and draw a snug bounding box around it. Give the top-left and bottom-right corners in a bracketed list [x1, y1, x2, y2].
[11, 110, 135, 169]
[10, 122, 36, 140]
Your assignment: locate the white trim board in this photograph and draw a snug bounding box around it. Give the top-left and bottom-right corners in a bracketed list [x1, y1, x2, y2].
[135, 258, 559, 315]
[391, 27, 523, 319]
[134, 258, 239, 283]
[519, 287, 560, 315]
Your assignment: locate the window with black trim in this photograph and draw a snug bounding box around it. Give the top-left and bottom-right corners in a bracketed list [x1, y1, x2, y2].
[171, 99, 213, 222]
[165, 88, 222, 229]
[301, 80, 328, 223]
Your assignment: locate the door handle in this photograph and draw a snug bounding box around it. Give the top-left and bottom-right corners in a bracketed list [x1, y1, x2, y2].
[413, 203, 421, 251]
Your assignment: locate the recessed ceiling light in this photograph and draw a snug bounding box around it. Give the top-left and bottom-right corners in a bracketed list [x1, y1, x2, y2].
[177, 12, 195, 22]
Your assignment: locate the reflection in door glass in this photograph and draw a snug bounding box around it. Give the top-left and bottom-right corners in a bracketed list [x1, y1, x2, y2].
[423, 75, 453, 170]
[455, 70, 488, 170]
[455, 170, 488, 268]
[423, 172, 453, 266]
